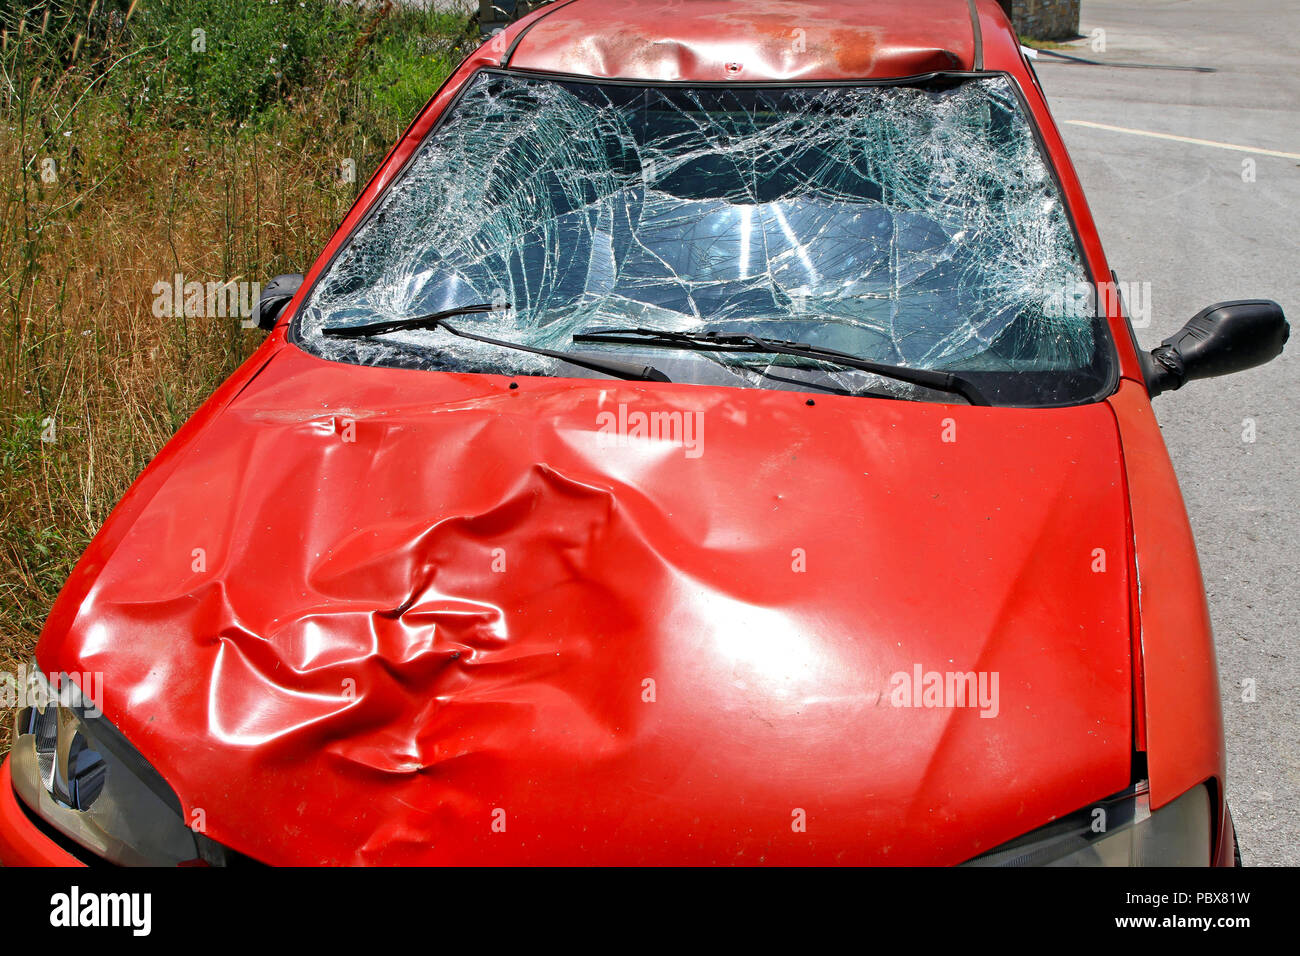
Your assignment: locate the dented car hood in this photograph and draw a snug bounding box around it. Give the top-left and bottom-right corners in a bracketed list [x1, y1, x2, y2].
[40, 344, 1134, 864]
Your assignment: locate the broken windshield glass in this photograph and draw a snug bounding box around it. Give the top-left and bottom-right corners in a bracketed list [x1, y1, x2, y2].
[295, 71, 1110, 405]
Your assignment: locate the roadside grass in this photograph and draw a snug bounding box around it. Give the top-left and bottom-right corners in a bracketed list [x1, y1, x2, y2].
[0, 0, 473, 755]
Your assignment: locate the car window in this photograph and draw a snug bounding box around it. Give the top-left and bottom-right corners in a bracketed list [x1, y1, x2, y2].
[295, 71, 1113, 406]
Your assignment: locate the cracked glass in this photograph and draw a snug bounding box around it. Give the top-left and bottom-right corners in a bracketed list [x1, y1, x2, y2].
[295, 71, 1112, 406]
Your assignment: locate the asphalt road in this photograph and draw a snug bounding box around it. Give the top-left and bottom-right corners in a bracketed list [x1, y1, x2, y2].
[1035, 0, 1298, 865]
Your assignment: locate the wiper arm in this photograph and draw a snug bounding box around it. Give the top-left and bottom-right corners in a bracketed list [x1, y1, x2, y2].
[573, 327, 986, 405]
[324, 305, 671, 383]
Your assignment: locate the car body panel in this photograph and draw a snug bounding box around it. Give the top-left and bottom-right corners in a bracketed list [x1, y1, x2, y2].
[36, 345, 1134, 864]
[4, 0, 1233, 866]
[1105, 380, 1225, 812]
[503, 0, 977, 82]
[0, 759, 85, 867]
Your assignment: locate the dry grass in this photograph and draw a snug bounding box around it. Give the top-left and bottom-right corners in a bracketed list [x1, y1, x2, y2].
[0, 1, 471, 755]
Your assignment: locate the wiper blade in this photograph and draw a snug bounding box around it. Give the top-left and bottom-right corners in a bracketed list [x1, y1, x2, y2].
[321, 301, 506, 337]
[324, 305, 671, 383]
[573, 327, 986, 405]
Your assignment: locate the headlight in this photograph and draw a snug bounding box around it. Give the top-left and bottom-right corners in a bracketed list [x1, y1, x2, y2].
[966, 781, 1212, 866]
[10, 660, 227, 866]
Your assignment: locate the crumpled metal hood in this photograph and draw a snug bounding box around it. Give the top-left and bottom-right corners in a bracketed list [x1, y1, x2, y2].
[41, 344, 1133, 864]
[505, 0, 978, 82]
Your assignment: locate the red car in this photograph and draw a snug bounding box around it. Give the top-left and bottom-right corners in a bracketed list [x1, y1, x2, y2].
[1, 0, 1287, 866]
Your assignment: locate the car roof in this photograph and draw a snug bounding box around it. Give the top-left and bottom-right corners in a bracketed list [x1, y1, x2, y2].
[498, 0, 1016, 82]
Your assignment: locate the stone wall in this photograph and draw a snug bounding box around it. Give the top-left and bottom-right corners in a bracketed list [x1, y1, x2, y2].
[997, 0, 1082, 41]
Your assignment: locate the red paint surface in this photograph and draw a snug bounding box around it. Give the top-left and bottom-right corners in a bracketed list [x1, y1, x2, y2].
[1106, 381, 1225, 812]
[4, 0, 1230, 865]
[37, 347, 1133, 864]
[0, 759, 85, 867]
[506, 0, 976, 81]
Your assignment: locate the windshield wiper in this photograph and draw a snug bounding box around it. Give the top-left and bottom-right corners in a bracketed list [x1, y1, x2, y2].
[572, 327, 986, 404]
[324, 305, 671, 383]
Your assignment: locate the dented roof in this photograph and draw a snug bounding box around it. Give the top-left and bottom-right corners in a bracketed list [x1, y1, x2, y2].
[497, 0, 1004, 82]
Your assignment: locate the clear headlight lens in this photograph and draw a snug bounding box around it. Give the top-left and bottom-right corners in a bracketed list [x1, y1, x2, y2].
[10, 660, 226, 866]
[966, 781, 1212, 866]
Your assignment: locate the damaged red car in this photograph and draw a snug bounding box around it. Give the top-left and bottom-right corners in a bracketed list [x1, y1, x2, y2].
[0, 0, 1288, 866]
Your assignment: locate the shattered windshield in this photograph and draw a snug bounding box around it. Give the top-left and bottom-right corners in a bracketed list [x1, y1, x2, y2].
[295, 71, 1112, 405]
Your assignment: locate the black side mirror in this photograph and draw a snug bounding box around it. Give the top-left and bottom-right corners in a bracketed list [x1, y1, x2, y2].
[251, 273, 304, 331]
[1144, 299, 1289, 397]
